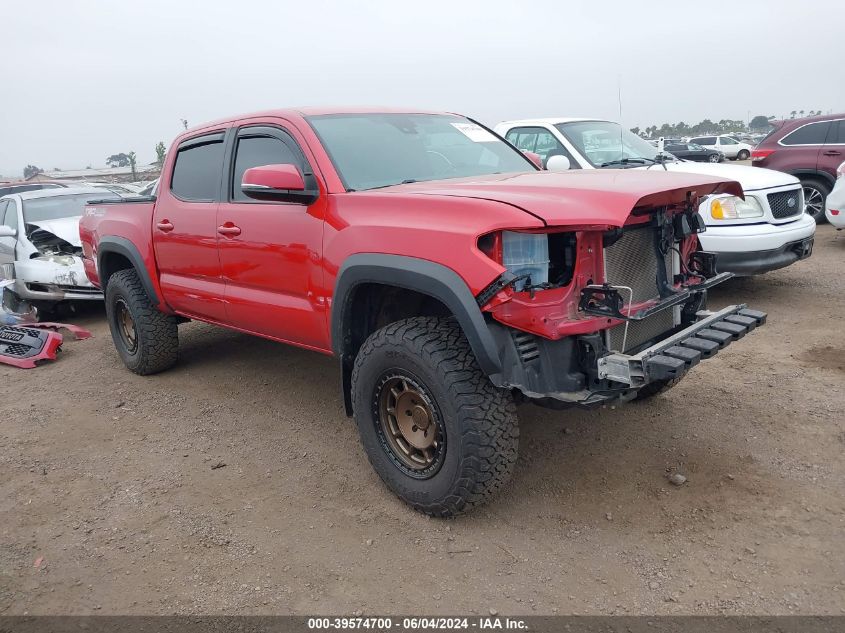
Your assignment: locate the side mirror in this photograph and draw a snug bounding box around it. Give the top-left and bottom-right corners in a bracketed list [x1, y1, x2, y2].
[241, 164, 318, 204]
[0, 225, 16, 238]
[546, 155, 571, 172]
[522, 151, 543, 169]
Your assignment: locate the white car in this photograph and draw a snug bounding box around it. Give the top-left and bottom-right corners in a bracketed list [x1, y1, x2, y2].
[0, 187, 118, 307]
[824, 160, 845, 229]
[688, 135, 754, 161]
[494, 118, 815, 276]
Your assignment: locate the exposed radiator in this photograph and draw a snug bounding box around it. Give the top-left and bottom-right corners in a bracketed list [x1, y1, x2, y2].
[604, 225, 677, 352]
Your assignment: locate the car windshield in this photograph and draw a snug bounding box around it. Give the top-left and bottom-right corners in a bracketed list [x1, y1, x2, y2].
[555, 121, 673, 167]
[307, 113, 535, 191]
[22, 192, 118, 223]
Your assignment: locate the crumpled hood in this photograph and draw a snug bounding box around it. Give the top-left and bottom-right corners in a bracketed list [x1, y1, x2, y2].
[26, 216, 83, 247]
[375, 170, 743, 227]
[638, 161, 800, 191]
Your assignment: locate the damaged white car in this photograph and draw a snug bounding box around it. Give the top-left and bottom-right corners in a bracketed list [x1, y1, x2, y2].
[0, 188, 117, 311]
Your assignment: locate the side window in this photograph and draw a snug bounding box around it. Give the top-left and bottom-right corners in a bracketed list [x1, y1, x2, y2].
[507, 127, 580, 169]
[720, 137, 738, 145]
[826, 120, 845, 144]
[231, 135, 300, 202]
[3, 200, 18, 232]
[781, 121, 831, 146]
[171, 137, 225, 201]
[506, 129, 537, 152]
[0, 201, 8, 227]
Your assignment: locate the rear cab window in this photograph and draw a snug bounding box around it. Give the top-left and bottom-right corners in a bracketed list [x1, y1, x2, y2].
[170, 133, 226, 201]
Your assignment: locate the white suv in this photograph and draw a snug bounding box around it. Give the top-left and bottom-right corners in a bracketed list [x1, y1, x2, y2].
[689, 135, 753, 161]
[494, 118, 815, 276]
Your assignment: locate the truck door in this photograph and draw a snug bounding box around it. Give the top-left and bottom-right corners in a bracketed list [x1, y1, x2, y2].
[152, 132, 228, 322]
[216, 123, 328, 350]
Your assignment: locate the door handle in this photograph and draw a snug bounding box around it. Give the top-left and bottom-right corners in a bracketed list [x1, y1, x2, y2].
[156, 220, 174, 232]
[217, 222, 242, 237]
[823, 150, 842, 156]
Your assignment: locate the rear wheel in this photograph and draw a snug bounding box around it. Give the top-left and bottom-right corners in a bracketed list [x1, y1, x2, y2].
[801, 178, 830, 223]
[105, 269, 178, 374]
[351, 317, 519, 517]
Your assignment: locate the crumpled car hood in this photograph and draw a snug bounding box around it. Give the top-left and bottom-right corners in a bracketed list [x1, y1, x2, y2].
[371, 170, 744, 227]
[27, 216, 83, 247]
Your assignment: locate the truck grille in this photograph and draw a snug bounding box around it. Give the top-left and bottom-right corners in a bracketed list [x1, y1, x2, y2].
[604, 225, 676, 353]
[767, 189, 803, 220]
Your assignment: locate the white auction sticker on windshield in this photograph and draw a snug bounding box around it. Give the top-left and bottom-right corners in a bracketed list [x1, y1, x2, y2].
[451, 122, 498, 142]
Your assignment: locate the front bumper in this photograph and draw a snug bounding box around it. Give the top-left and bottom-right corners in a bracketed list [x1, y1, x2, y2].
[699, 213, 816, 275]
[599, 305, 766, 386]
[489, 303, 766, 409]
[10, 257, 103, 303]
[713, 236, 814, 276]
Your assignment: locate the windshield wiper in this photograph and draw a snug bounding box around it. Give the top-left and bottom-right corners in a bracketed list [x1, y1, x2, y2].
[599, 157, 657, 167]
[361, 179, 419, 191]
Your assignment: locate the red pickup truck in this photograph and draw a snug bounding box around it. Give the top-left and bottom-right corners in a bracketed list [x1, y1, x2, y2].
[80, 108, 766, 516]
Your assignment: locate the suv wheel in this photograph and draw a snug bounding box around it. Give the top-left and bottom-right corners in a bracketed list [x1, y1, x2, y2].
[801, 178, 830, 222]
[737, 149, 750, 161]
[105, 268, 179, 375]
[351, 317, 519, 517]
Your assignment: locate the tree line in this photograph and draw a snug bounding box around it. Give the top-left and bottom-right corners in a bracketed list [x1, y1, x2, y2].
[631, 111, 826, 139]
[22, 142, 167, 179]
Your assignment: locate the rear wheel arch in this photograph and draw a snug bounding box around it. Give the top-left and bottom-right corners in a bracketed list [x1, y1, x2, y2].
[97, 237, 160, 306]
[332, 254, 503, 415]
[788, 169, 836, 188]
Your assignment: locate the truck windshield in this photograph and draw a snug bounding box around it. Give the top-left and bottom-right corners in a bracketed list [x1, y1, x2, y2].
[23, 192, 118, 223]
[308, 113, 536, 191]
[555, 121, 672, 168]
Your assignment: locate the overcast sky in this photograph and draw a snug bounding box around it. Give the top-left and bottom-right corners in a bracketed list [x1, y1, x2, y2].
[2, 0, 842, 177]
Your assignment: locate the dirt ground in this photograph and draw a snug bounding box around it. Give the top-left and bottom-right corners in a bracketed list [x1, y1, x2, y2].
[1, 226, 843, 617]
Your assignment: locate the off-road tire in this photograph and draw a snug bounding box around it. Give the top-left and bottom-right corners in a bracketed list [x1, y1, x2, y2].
[351, 317, 518, 517]
[633, 376, 684, 401]
[801, 178, 830, 223]
[105, 268, 178, 375]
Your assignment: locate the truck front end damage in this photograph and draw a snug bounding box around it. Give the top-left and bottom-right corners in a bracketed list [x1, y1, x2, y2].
[477, 196, 766, 408]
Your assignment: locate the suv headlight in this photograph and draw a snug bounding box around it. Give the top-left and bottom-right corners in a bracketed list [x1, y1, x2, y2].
[710, 195, 764, 220]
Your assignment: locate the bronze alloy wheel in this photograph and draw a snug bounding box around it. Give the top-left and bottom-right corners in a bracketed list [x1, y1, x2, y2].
[374, 372, 446, 478]
[114, 298, 138, 353]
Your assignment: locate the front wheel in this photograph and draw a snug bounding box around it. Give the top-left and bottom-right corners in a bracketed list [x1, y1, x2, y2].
[708, 153, 721, 163]
[737, 149, 750, 161]
[351, 317, 519, 517]
[801, 178, 830, 223]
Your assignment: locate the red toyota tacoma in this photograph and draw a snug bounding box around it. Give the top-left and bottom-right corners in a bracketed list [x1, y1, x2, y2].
[79, 108, 766, 516]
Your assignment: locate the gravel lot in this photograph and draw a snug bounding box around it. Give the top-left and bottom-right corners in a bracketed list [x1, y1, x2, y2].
[1, 225, 843, 616]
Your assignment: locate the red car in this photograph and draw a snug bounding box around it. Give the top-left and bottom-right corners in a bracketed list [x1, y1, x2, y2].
[79, 108, 766, 516]
[752, 113, 845, 221]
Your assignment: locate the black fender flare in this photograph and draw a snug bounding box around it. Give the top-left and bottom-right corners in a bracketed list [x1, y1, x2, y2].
[97, 236, 160, 307]
[788, 169, 835, 189]
[332, 254, 503, 413]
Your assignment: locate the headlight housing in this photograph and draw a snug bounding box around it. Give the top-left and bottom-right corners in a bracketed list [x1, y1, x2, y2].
[710, 195, 764, 220]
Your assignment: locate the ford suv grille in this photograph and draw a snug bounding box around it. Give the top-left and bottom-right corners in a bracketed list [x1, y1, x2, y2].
[767, 189, 803, 220]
